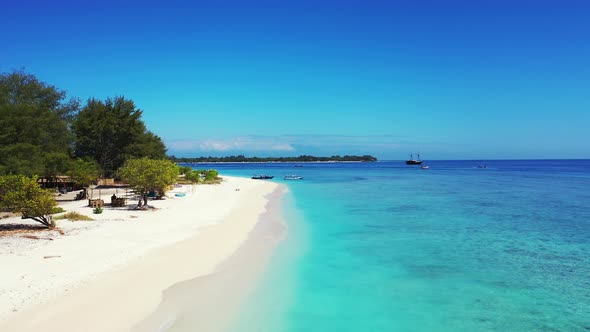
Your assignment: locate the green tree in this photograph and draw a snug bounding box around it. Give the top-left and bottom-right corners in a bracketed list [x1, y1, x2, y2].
[72, 97, 166, 177]
[184, 170, 200, 183]
[118, 158, 179, 207]
[0, 175, 57, 228]
[0, 70, 79, 122]
[125, 131, 168, 160]
[68, 158, 100, 189]
[0, 143, 44, 176]
[43, 152, 73, 188]
[204, 169, 219, 181]
[0, 71, 78, 175]
[178, 165, 193, 175]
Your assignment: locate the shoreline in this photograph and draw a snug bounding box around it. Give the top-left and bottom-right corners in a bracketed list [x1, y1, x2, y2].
[176, 161, 372, 164]
[132, 185, 288, 332]
[0, 176, 282, 331]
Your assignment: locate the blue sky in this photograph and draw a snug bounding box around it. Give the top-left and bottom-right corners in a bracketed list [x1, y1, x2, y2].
[1, 0, 589, 159]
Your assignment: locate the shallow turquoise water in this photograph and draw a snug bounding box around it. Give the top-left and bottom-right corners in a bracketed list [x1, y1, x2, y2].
[189, 160, 590, 331]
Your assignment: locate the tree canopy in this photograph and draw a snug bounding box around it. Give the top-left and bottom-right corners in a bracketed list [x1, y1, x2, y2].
[118, 158, 179, 206]
[43, 152, 73, 184]
[0, 70, 168, 179]
[68, 158, 101, 188]
[182, 169, 219, 184]
[72, 97, 166, 177]
[0, 71, 77, 176]
[0, 175, 57, 228]
[184, 170, 201, 183]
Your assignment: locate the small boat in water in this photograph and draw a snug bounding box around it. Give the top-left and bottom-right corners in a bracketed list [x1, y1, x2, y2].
[252, 175, 274, 180]
[421, 165, 430, 169]
[284, 175, 304, 180]
[405, 153, 423, 165]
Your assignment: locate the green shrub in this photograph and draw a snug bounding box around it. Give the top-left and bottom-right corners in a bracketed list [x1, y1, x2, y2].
[185, 170, 200, 183]
[178, 165, 193, 175]
[52, 206, 66, 214]
[204, 169, 219, 181]
[0, 175, 57, 228]
[55, 211, 94, 221]
[93, 207, 103, 214]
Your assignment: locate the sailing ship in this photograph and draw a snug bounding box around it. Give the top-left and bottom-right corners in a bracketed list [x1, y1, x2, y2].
[405, 153, 423, 165]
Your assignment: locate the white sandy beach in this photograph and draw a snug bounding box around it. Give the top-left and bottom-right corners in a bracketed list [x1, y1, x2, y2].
[0, 176, 283, 332]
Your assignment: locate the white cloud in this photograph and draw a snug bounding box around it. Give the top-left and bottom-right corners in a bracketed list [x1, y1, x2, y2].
[281, 135, 405, 149]
[198, 140, 234, 151]
[166, 134, 422, 158]
[167, 136, 295, 152]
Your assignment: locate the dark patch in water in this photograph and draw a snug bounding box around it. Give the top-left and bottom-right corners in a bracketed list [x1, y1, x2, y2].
[351, 176, 368, 181]
[534, 323, 561, 332]
[385, 205, 425, 213]
[474, 200, 499, 208]
[404, 264, 456, 279]
[347, 207, 376, 215]
[486, 280, 516, 289]
[503, 247, 540, 259]
[364, 224, 389, 229]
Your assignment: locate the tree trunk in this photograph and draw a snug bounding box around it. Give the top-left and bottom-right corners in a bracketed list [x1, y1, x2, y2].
[25, 214, 55, 228]
[143, 193, 148, 207]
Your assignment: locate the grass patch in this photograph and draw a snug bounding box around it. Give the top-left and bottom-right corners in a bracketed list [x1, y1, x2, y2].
[52, 207, 66, 214]
[200, 177, 223, 184]
[55, 212, 94, 221]
[176, 178, 193, 184]
[175, 178, 222, 185]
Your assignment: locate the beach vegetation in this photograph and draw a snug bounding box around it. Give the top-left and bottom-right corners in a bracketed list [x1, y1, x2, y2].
[177, 169, 220, 184]
[42, 152, 73, 189]
[204, 169, 219, 181]
[72, 97, 167, 177]
[68, 158, 101, 188]
[54, 211, 93, 221]
[195, 169, 221, 184]
[52, 206, 66, 214]
[0, 71, 78, 176]
[178, 165, 193, 175]
[184, 170, 201, 183]
[0, 70, 168, 182]
[0, 175, 57, 228]
[118, 157, 179, 206]
[0, 143, 45, 176]
[92, 207, 103, 214]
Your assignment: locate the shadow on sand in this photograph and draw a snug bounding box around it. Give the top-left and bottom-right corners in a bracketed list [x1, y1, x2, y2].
[0, 223, 52, 236]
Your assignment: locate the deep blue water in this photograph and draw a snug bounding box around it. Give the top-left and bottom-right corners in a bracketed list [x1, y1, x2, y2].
[187, 160, 590, 331]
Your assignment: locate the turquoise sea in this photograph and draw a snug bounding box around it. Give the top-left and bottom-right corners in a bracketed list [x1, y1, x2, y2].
[189, 160, 590, 331]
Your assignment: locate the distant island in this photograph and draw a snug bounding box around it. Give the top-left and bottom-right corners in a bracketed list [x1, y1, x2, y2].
[170, 155, 378, 163]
